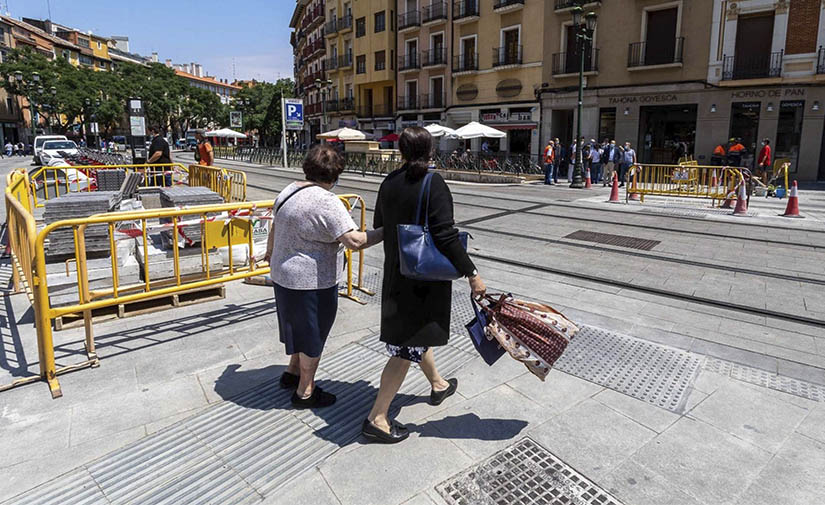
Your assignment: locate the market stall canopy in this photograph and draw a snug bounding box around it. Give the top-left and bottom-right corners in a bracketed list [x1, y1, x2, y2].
[378, 133, 399, 142]
[450, 121, 507, 139]
[424, 124, 458, 138]
[317, 127, 368, 141]
[205, 128, 247, 139]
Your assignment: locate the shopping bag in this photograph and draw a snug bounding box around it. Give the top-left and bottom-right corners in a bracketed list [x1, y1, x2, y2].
[465, 296, 505, 366]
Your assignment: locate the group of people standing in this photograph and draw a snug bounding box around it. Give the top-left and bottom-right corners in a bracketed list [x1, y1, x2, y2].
[264, 127, 486, 444]
[712, 137, 773, 180]
[543, 137, 638, 187]
[3, 141, 27, 158]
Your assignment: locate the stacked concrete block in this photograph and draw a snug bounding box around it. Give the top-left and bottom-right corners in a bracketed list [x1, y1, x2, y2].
[136, 233, 223, 282]
[159, 187, 224, 246]
[96, 169, 126, 192]
[43, 192, 117, 256]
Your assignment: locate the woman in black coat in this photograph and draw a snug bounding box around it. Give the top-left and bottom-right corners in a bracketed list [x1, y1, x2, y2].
[362, 127, 487, 443]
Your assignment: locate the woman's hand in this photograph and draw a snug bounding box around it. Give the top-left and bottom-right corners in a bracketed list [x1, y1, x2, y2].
[469, 274, 486, 300]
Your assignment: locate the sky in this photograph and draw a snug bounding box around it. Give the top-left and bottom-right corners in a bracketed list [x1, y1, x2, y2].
[5, 0, 295, 82]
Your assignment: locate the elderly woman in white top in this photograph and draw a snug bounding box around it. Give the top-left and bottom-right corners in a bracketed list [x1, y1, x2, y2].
[264, 144, 382, 408]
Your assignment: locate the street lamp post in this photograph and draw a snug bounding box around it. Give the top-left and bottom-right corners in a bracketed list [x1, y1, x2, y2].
[315, 78, 333, 135]
[569, 6, 597, 189]
[85, 98, 102, 149]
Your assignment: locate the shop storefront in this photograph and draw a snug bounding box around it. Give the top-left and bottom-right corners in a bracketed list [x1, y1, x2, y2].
[447, 104, 540, 158]
[541, 83, 825, 181]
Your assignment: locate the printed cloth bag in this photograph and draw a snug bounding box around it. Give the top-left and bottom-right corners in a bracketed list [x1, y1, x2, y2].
[482, 294, 578, 381]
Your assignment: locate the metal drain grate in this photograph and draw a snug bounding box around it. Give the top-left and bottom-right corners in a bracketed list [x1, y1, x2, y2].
[564, 230, 660, 251]
[436, 437, 625, 505]
[555, 326, 702, 412]
[703, 358, 825, 402]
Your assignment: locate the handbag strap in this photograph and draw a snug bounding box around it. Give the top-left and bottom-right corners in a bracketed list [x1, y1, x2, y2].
[276, 183, 317, 213]
[413, 172, 434, 227]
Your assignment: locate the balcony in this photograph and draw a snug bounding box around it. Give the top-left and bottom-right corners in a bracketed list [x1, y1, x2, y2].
[326, 99, 341, 113]
[493, 45, 523, 68]
[551, 49, 599, 75]
[493, 0, 524, 12]
[324, 19, 338, 37]
[421, 93, 446, 109]
[398, 95, 420, 111]
[338, 15, 353, 32]
[422, 2, 448, 24]
[452, 53, 478, 74]
[722, 51, 783, 81]
[398, 53, 420, 72]
[555, 0, 599, 11]
[628, 37, 684, 68]
[453, 0, 479, 23]
[339, 97, 354, 111]
[422, 48, 447, 68]
[398, 10, 421, 32]
[306, 103, 323, 116]
[338, 53, 353, 68]
[325, 56, 339, 71]
[374, 104, 393, 117]
[818, 47, 825, 74]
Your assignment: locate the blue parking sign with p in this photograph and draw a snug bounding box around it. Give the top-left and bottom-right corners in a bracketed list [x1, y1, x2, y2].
[284, 99, 304, 130]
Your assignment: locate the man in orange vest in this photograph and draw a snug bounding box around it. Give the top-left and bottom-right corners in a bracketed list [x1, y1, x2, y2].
[711, 142, 726, 166]
[727, 137, 745, 167]
[195, 130, 214, 166]
[543, 139, 555, 185]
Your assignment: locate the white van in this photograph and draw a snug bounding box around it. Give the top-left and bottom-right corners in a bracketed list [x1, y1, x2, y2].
[33, 135, 68, 165]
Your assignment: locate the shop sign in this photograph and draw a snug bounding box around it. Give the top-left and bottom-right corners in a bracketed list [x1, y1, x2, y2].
[608, 94, 678, 105]
[511, 112, 532, 121]
[781, 101, 805, 108]
[730, 88, 805, 99]
[481, 112, 508, 122]
[401, 120, 421, 127]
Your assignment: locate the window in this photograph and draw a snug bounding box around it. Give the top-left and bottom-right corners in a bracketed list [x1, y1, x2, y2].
[776, 101, 805, 173]
[62, 50, 70, 60]
[643, 7, 678, 65]
[375, 50, 386, 71]
[98, 60, 106, 68]
[97, 41, 102, 49]
[78, 38, 90, 48]
[356, 17, 366, 37]
[79, 54, 93, 65]
[375, 11, 386, 33]
[390, 10, 395, 31]
[356, 54, 366, 74]
[6, 97, 13, 111]
[598, 108, 616, 141]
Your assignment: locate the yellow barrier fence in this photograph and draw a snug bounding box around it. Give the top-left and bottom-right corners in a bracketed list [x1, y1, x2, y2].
[28, 163, 190, 208]
[5, 170, 36, 299]
[337, 194, 375, 304]
[188, 164, 247, 203]
[625, 163, 745, 204]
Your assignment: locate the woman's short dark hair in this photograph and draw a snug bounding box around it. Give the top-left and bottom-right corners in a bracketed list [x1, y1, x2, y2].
[303, 143, 345, 184]
[763, 138, 770, 145]
[399, 126, 433, 179]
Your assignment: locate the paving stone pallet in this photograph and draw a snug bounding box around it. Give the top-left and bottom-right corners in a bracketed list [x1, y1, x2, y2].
[159, 187, 224, 245]
[96, 169, 126, 192]
[43, 192, 118, 256]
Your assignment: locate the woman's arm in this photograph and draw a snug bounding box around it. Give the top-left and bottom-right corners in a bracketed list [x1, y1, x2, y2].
[264, 219, 276, 263]
[338, 227, 383, 251]
[427, 174, 476, 277]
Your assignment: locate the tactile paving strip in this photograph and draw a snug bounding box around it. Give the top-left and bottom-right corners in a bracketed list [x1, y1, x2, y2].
[436, 437, 625, 505]
[703, 357, 825, 402]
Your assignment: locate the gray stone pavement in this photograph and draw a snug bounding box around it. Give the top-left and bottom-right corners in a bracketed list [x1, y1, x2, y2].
[1, 154, 825, 503]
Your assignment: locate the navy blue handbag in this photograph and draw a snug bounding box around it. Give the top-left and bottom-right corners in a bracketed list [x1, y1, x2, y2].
[397, 172, 469, 281]
[466, 297, 505, 366]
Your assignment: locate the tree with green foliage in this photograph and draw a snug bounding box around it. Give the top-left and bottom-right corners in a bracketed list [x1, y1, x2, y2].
[231, 78, 295, 146]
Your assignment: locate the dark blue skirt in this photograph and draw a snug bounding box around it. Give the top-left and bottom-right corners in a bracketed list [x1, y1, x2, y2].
[274, 284, 338, 358]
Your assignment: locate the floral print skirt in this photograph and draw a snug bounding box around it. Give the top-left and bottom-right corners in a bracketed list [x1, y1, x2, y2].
[385, 344, 429, 363]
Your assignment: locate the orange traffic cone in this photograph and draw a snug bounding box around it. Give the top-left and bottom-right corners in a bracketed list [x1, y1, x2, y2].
[710, 169, 718, 190]
[732, 182, 748, 216]
[585, 167, 592, 189]
[628, 166, 641, 201]
[608, 172, 620, 203]
[781, 180, 803, 218]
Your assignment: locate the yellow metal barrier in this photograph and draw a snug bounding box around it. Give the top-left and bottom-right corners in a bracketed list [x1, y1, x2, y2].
[5, 170, 36, 299]
[337, 194, 375, 304]
[625, 163, 744, 204]
[28, 163, 189, 208]
[188, 164, 247, 202]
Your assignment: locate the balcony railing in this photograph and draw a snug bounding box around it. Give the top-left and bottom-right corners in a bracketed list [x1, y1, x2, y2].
[340, 97, 354, 111]
[421, 93, 446, 109]
[423, 2, 448, 23]
[398, 10, 421, 30]
[306, 103, 323, 116]
[398, 95, 420, 110]
[324, 19, 337, 36]
[818, 47, 825, 74]
[453, 0, 479, 20]
[338, 53, 353, 67]
[327, 99, 341, 112]
[554, 0, 597, 10]
[376, 59, 386, 71]
[356, 59, 366, 74]
[628, 37, 684, 67]
[422, 48, 447, 67]
[551, 49, 599, 75]
[722, 51, 783, 80]
[356, 104, 394, 117]
[338, 15, 353, 32]
[493, 45, 523, 67]
[398, 53, 420, 71]
[325, 56, 339, 70]
[452, 53, 478, 73]
[494, 0, 524, 9]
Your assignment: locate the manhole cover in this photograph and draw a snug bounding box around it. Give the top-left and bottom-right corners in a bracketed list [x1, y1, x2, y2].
[564, 230, 660, 251]
[436, 438, 625, 505]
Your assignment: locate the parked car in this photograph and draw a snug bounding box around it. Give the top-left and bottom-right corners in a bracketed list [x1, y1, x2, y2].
[112, 135, 128, 151]
[38, 140, 79, 165]
[187, 138, 198, 151]
[33, 135, 68, 165]
[175, 139, 187, 149]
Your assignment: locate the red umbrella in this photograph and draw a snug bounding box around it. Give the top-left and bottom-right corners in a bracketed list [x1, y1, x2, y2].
[378, 133, 399, 142]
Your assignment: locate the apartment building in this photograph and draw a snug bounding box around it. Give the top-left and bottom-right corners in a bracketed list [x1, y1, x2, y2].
[0, 17, 23, 145]
[447, 0, 545, 157]
[324, 0, 357, 129]
[352, 0, 396, 139]
[175, 70, 242, 105]
[540, 0, 825, 181]
[395, 0, 452, 131]
[291, 0, 327, 142]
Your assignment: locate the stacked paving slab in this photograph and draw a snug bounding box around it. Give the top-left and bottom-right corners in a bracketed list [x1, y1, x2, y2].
[43, 192, 117, 256]
[159, 186, 224, 246]
[96, 169, 127, 192]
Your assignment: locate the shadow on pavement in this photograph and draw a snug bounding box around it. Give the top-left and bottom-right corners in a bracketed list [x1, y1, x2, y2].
[407, 413, 529, 440]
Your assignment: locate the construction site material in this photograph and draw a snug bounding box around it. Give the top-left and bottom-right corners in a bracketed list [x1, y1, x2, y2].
[159, 187, 224, 245]
[44, 192, 117, 256]
[137, 233, 224, 281]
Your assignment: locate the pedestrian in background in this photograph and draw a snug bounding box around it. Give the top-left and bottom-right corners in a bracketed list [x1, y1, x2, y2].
[711, 142, 726, 166]
[602, 140, 616, 186]
[264, 144, 383, 408]
[553, 138, 563, 184]
[619, 141, 636, 187]
[363, 126, 486, 443]
[568, 138, 577, 182]
[147, 126, 172, 186]
[195, 130, 214, 166]
[727, 137, 745, 167]
[4, 141, 11, 157]
[543, 139, 555, 185]
[757, 138, 771, 181]
[590, 138, 602, 184]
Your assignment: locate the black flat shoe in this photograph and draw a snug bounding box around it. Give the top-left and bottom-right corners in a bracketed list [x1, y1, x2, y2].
[291, 386, 336, 409]
[361, 419, 409, 444]
[280, 371, 299, 389]
[430, 378, 458, 406]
